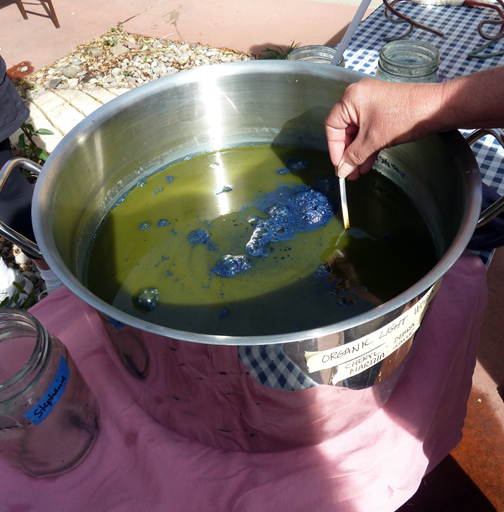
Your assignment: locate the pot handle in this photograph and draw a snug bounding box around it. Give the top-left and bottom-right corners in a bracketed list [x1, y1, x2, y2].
[465, 128, 504, 228]
[0, 157, 43, 259]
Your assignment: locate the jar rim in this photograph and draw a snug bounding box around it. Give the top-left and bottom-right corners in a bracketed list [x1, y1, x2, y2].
[289, 45, 336, 55]
[287, 45, 344, 65]
[378, 39, 440, 71]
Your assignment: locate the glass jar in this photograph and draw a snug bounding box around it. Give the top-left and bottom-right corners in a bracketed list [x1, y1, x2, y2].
[287, 45, 345, 67]
[375, 39, 439, 83]
[0, 309, 99, 477]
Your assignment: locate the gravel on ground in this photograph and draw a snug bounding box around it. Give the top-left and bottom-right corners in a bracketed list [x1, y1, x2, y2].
[16, 24, 257, 97]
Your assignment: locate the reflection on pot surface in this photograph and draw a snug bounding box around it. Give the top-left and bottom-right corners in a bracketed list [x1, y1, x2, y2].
[85, 144, 438, 337]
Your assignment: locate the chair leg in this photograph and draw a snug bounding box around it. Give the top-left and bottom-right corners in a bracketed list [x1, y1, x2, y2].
[16, 0, 28, 20]
[14, 0, 60, 28]
[43, 0, 60, 28]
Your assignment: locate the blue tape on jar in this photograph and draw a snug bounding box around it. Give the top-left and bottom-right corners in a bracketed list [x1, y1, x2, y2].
[24, 355, 70, 426]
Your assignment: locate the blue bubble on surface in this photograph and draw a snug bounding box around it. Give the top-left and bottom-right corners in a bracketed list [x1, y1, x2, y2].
[188, 228, 210, 245]
[134, 287, 159, 311]
[113, 193, 127, 208]
[137, 178, 147, 187]
[247, 215, 261, 226]
[139, 222, 151, 230]
[211, 255, 253, 278]
[157, 219, 171, 227]
[295, 191, 332, 228]
[215, 185, 233, 195]
[275, 168, 290, 175]
[314, 175, 339, 194]
[245, 185, 332, 257]
[165, 176, 174, 183]
[315, 263, 331, 278]
[285, 158, 309, 171]
[330, 293, 355, 308]
[219, 308, 229, 319]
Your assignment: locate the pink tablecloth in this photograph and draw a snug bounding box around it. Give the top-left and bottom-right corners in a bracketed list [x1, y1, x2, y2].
[0, 250, 487, 512]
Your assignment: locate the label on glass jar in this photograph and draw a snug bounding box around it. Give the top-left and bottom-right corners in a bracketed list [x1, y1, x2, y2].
[24, 356, 70, 426]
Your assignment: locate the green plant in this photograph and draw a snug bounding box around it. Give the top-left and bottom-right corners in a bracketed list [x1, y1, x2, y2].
[0, 281, 37, 309]
[103, 37, 119, 47]
[16, 123, 53, 165]
[260, 42, 301, 60]
[111, 21, 124, 34]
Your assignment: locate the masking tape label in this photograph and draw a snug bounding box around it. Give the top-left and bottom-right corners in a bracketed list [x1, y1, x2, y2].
[305, 280, 441, 382]
[24, 356, 70, 426]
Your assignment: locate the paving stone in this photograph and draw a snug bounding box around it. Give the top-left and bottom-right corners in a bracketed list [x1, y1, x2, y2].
[51, 89, 81, 102]
[18, 102, 64, 153]
[27, 105, 64, 153]
[108, 87, 134, 96]
[31, 91, 86, 136]
[31, 91, 63, 113]
[53, 89, 103, 117]
[85, 87, 121, 104]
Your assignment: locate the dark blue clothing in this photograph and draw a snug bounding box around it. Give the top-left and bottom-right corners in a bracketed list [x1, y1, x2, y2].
[0, 55, 35, 249]
[0, 55, 29, 141]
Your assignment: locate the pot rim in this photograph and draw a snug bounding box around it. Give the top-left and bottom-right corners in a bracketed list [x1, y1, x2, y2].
[32, 61, 483, 345]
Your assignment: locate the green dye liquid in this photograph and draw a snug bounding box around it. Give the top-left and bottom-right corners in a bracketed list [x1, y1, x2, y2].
[85, 145, 438, 336]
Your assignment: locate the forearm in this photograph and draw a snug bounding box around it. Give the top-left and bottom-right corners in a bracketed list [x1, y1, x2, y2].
[324, 66, 504, 179]
[378, 66, 504, 139]
[433, 66, 504, 132]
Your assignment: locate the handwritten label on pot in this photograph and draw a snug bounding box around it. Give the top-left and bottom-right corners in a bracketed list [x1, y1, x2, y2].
[24, 356, 70, 426]
[305, 280, 441, 382]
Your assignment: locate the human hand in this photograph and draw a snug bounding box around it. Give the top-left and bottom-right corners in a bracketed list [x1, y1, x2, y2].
[325, 78, 439, 180]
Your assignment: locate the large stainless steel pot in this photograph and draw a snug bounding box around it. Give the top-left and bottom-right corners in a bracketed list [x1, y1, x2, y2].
[28, 61, 482, 341]
[1, 61, 490, 451]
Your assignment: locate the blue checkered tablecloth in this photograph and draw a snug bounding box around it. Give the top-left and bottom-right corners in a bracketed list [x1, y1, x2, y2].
[241, 2, 504, 391]
[239, 345, 318, 390]
[345, 2, 504, 81]
[343, 1, 504, 265]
